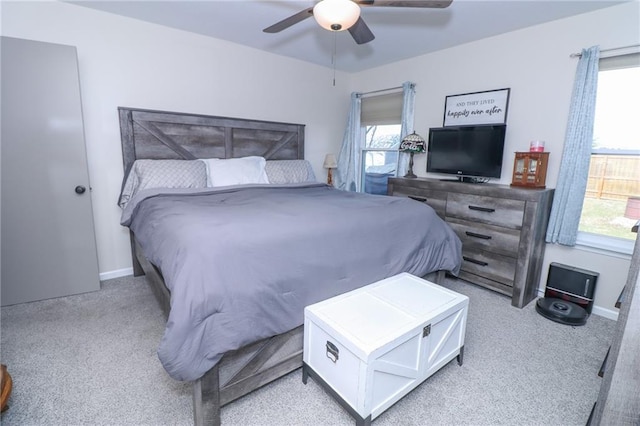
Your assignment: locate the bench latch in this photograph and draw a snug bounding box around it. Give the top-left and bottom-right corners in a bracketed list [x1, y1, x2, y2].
[326, 341, 339, 363]
[423, 324, 431, 337]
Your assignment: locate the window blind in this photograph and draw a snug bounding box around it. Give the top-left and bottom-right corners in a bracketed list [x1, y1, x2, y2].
[361, 92, 402, 126]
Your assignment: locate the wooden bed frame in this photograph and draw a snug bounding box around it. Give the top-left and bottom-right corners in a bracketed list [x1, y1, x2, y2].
[118, 107, 445, 425]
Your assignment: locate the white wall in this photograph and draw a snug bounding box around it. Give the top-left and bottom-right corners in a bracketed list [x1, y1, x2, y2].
[1, 1, 351, 276]
[351, 1, 639, 317]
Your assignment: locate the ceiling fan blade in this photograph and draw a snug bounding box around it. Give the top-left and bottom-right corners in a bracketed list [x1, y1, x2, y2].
[357, 0, 453, 7]
[263, 7, 314, 33]
[348, 17, 375, 45]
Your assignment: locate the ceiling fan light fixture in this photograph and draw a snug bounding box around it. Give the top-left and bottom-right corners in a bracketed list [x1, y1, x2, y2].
[313, 0, 361, 32]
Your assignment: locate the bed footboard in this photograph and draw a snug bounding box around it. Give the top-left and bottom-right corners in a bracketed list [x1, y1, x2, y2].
[193, 326, 303, 426]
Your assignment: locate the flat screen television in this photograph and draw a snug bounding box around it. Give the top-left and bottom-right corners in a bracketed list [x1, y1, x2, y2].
[426, 124, 506, 180]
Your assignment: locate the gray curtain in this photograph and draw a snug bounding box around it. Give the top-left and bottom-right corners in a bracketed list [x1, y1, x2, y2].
[397, 81, 417, 177]
[545, 46, 600, 245]
[335, 92, 362, 191]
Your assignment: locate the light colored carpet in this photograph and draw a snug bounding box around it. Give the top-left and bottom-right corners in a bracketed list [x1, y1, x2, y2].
[0, 275, 615, 425]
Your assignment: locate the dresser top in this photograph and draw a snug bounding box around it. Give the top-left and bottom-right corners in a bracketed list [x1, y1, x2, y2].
[389, 177, 554, 202]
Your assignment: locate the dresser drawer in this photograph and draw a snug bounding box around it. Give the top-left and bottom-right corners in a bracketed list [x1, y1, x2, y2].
[446, 193, 525, 229]
[460, 247, 516, 286]
[391, 185, 447, 219]
[446, 217, 521, 256]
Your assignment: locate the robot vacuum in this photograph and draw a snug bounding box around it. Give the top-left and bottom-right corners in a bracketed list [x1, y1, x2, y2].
[535, 297, 589, 326]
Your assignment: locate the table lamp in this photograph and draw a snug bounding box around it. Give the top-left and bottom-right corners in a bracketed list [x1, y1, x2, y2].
[399, 132, 426, 178]
[323, 153, 337, 185]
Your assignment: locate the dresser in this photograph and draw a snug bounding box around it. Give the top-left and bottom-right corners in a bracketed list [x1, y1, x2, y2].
[388, 177, 554, 308]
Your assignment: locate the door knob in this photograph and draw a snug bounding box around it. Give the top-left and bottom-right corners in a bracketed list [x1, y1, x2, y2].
[75, 185, 86, 194]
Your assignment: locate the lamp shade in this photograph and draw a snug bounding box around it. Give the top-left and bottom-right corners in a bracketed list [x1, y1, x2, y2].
[399, 132, 426, 153]
[323, 153, 338, 169]
[313, 0, 361, 32]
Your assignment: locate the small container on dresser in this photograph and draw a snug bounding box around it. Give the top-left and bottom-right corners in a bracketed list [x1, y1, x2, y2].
[511, 152, 549, 188]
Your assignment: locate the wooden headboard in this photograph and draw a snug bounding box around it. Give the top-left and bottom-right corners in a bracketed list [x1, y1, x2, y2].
[118, 107, 305, 175]
[118, 107, 306, 277]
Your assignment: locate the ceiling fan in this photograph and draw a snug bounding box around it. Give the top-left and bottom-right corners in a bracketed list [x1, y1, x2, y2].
[263, 0, 453, 45]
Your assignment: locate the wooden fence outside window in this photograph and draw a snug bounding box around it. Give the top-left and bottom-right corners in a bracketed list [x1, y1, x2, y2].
[586, 154, 640, 200]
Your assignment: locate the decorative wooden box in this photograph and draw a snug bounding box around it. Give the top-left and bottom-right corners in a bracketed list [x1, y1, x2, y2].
[511, 152, 549, 188]
[302, 273, 469, 425]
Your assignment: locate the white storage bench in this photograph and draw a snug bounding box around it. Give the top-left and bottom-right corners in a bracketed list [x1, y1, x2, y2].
[302, 273, 469, 425]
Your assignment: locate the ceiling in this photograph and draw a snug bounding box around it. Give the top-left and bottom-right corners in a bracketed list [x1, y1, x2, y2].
[70, 0, 625, 72]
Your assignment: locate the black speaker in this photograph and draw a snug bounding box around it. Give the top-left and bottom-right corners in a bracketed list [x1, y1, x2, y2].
[536, 263, 599, 325]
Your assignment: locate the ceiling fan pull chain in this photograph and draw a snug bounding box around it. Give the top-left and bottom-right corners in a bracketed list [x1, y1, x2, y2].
[332, 31, 337, 86]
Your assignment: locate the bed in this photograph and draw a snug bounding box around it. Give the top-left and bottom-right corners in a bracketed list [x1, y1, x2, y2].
[117, 107, 462, 425]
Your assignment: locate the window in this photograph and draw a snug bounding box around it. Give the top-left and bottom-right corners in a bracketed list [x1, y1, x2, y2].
[360, 91, 403, 194]
[361, 124, 401, 194]
[577, 53, 640, 253]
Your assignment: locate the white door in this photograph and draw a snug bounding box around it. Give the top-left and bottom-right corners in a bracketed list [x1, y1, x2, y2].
[1, 36, 100, 306]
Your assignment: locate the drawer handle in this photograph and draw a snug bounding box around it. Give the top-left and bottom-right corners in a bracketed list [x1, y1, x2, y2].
[463, 256, 489, 267]
[326, 341, 339, 363]
[468, 205, 495, 213]
[408, 195, 427, 203]
[465, 231, 492, 240]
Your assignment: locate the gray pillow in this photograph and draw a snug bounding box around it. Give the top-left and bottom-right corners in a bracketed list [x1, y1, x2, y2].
[265, 160, 316, 184]
[118, 159, 207, 208]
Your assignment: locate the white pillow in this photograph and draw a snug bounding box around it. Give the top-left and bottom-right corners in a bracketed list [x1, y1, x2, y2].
[202, 156, 270, 187]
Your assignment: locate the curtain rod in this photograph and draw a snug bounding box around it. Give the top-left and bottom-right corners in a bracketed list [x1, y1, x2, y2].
[360, 86, 403, 98]
[570, 43, 640, 58]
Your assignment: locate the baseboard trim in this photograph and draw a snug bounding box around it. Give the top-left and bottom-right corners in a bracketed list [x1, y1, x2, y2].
[100, 267, 133, 281]
[536, 289, 618, 321]
[591, 305, 619, 321]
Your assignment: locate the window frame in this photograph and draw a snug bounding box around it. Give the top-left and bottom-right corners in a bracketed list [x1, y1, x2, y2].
[576, 54, 639, 256]
[575, 232, 634, 257]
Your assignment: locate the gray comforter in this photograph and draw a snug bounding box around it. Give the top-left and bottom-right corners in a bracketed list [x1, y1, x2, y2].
[121, 183, 462, 381]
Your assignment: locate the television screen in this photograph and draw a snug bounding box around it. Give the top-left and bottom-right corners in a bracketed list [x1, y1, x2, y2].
[426, 125, 506, 179]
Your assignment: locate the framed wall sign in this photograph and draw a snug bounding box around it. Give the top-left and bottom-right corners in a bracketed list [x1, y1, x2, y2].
[443, 88, 510, 126]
